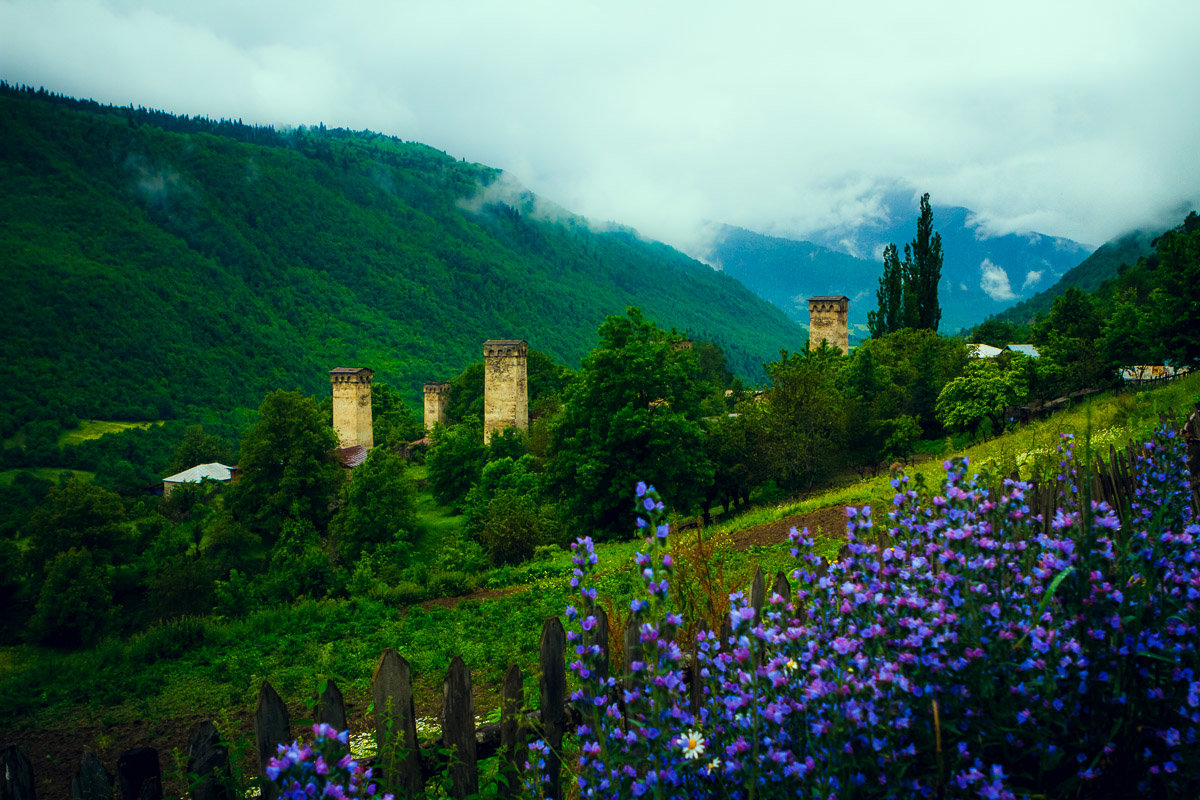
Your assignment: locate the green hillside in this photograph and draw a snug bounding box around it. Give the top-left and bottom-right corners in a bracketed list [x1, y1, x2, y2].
[0, 84, 804, 436]
[988, 228, 1158, 325]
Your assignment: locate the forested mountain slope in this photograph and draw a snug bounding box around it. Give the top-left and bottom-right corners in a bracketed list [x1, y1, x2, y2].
[0, 85, 804, 435]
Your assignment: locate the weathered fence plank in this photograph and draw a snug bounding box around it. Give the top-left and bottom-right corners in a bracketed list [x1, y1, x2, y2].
[315, 679, 348, 736]
[0, 745, 36, 800]
[539, 617, 566, 800]
[254, 681, 290, 800]
[116, 747, 161, 800]
[70, 751, 113, 800]
[498, 663, 523, 799]
[186, 722, 231, 800]
[372, 649, 423, 799]
[442, 656, 477, 799]
[749, 566, 766, 616]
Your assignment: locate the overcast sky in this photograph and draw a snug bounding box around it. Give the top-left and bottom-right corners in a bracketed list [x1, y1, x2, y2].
[2, 0, 1198, 255]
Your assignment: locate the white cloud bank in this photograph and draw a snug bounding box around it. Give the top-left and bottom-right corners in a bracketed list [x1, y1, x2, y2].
[1, 0, 1198, 252]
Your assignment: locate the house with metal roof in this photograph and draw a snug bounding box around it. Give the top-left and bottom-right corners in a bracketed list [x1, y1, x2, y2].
[162, 462, 236, 497]
[1006, 344, 1040, 358]
[966, 343, 1003, 359]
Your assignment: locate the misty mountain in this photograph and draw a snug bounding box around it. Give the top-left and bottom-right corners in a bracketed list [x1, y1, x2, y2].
[0, 84, 805, 432]
[986, 228, 1161, 325]
[708, 187, 1094, 337]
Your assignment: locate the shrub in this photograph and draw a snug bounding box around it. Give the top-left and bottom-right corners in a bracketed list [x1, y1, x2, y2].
[28, 547, 113, 647]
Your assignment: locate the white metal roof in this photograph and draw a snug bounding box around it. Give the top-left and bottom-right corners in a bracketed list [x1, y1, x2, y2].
[162, 462, 234, 484]
[966, 343, 1003, 358]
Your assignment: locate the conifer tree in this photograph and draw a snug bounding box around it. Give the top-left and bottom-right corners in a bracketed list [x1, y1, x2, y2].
[867, 243, 903, 338]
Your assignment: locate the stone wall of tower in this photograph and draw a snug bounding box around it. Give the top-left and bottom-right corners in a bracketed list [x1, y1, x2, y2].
[423, 381, 451, 432]
[330, 367, 374, 450]
[808, 297, 850, 355]
[483, 339, 528, 443]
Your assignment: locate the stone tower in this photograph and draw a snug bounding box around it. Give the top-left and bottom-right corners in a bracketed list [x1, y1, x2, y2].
[807, 296, 850, 354]
[330, 367, 374, 450]
[483, 339, 528, 443]
[423, 381, 451, 432]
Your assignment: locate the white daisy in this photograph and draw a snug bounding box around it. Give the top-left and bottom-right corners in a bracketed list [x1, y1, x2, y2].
[681, 730, 706, 760]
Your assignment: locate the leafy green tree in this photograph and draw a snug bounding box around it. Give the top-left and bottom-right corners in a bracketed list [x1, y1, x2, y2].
[168, 425, 235, 474]
[28, 547, 113, 647]
[25, 478, 128, 574]
[970, 318, 1025, 348]
[1155, 214, 1200, 366]
[548, 308, 713, 539]
[1035, 287, 1110, 393]
[935, 360, 1025, 434]
[746, 345, 849, 491]
[371, 382, 425, 447]
[333, 446, 417, 562]
[228, 390, 343, 544]
[261, 517, 333, 603]
[425, 420, 487, 509]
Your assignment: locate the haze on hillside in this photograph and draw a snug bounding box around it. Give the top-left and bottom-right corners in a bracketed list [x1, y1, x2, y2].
[2, 0, 1198, 260]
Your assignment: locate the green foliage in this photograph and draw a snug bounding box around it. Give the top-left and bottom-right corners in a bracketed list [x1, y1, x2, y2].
[746, 345, 849, 491]
[333, 446, 417, 562]
[1155, 212, 1200, 367]
[425, 421, 486, 509]
[228, 390, 343, 543]
[936, 359, 1025, 434]
[28, 547, 113, 646]
[370, 382, 424, 447]
[25, 478, 128, 574]
[548, 308, 713, 538]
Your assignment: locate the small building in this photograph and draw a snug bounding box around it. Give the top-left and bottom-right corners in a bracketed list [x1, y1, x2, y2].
[966, 343, 1003, 359]
[1006, 344, 1040, 358]
[808, 296, 850, 355]
[162, 462, 236, 498]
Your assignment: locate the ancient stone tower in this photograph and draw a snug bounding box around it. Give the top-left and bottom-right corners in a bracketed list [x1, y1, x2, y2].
[483, 339, 528, 443]
[423, 381, 451, 432]
[807, 296, 850, 354]
[329, 367, 374, 450]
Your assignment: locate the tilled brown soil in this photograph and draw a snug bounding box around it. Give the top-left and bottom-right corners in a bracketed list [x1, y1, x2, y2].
[1, 505, 848, 799]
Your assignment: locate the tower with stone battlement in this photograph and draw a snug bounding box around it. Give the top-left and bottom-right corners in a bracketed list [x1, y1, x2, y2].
[330, 367, 374, 450]
[483, 339, 528, 443]
[807, 296, 850, 354]
[423, 381, 451, 431]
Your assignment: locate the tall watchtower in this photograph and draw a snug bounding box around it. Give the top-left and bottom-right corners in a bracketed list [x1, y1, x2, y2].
[483, 339, 528, 443]
[807, 296, 850, 355]
[423, 381, 451, 431]
[330, 367, 374, 450]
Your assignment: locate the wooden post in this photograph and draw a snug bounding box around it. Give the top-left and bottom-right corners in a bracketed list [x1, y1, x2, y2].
[539, 618, 566, 800]
[750, 566, 766, 617]
[594, 605, 610, 685]
[116, 747, 161, 800]
[0, 745, 36, 800]
[255, 681, 290, 800]
[316, 679, 348, 735]
[372, 649, 423, 799]
[771, 571, 791, 606]
[623, 616, 643, 695]
[187, 722, 232, 800]
[499, 663, 524, 799]
[71, 751, 114, 800]
[442, 656, 477, 799]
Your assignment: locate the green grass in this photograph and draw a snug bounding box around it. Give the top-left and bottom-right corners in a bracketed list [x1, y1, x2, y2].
[0, 467, 94, 486]
[57, 419, 160, 446]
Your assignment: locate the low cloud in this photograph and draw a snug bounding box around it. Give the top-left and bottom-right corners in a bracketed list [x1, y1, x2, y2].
[979, 259, 1017, 302]
[1021, 269, 1044, 290]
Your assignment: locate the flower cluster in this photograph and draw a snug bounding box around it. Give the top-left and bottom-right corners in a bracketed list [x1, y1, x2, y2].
[267, 723, 392, 800]
[533, 425, 1200, 799]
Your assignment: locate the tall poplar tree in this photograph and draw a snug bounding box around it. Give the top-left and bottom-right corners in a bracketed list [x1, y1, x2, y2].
[867, 243, 904, 338]
[904, 192, 943, 331]
[868, 193, 943, 337]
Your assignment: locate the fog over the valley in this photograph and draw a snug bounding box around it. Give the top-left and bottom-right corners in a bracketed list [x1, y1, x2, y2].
[2, 0, 1198, 256]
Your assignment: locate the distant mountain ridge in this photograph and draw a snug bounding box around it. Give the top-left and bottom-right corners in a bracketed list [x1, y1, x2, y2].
[707, 187, 1095, 337]
[0, 84, 805, 432]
